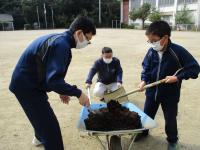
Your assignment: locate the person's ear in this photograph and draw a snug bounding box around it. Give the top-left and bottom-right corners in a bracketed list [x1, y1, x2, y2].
[74, 30, 83, 42]
[160, 35, 168, 46]
[163, 35, 169, 46]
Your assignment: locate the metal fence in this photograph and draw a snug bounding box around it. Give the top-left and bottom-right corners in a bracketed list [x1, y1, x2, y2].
[175, 24, 199, 31]
[111, 20, 121, 29]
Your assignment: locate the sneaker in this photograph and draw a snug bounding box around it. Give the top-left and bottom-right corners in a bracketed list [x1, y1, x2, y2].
[32, 136, 42, 146]
[134, 131, 149, 142]
[167, 142, 178, 150]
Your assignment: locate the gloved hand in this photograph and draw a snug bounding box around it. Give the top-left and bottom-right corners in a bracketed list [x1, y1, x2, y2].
[117, 82, 122, 88]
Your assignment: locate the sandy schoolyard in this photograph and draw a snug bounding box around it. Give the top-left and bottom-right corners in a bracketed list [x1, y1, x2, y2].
[0, 29, 199, 150]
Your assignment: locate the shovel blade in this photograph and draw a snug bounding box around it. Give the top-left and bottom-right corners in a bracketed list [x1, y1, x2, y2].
[103, 86, 128, 103]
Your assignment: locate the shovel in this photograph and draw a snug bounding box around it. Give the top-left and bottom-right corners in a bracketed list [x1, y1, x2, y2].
[86, 87, 94, 113]
[86, 87, 103, 115]
[103, 79, 167, 103]
[115, 78, 167, 101]
[104, 68, 183, 103]
[103, 86, 128, 103]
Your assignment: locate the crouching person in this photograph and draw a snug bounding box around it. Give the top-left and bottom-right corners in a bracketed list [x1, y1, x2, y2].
[85, 47, 123, 99]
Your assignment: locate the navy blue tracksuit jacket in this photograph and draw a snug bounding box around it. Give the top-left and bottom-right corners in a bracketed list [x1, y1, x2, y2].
[9, 31, 81, 97]
[142, 42, 199, 102]
[141, 41, 199, 143]
[85, 57, 123, 85]
[9, 30, 81, 150]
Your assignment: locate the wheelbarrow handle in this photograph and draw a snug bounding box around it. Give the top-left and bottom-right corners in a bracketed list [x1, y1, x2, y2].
[86, 87, 94, 113]
[87, 87, 91, 105]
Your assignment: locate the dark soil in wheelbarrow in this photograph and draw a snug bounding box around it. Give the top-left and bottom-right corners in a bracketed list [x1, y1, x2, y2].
[84, 100, 142, 131]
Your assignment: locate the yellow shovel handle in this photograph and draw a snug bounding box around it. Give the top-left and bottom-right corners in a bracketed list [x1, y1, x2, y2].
[115, 68, 184, 100]
[116, 78, 167, 100]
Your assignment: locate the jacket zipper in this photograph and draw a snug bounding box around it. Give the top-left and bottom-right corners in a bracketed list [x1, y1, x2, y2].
[107, 64, 109, 72]
[155, 54, 162, 101]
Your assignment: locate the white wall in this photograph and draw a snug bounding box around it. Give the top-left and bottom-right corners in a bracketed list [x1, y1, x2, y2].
[127, 0, 200, 28]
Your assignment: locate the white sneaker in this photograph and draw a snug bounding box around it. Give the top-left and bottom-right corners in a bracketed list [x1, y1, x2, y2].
[32, 136, 42, 146]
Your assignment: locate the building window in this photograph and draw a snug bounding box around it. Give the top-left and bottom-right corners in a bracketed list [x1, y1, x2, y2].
[131, 0, 141, 9]
[162, 15, 172, 25]
[159, 0, 175, 7]
[178, 0, 198, 5]
[143, 0, 156, 7]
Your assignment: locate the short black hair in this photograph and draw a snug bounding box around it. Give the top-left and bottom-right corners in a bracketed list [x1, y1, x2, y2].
[69, 15, 96, 35]
[146, 21, 171, 38]
[102, 47, 113, 54]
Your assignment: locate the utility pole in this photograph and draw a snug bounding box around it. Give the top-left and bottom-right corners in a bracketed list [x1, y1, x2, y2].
[51, 6, 55, 29]
[99, 0, 102, 24]
[36, 6, 40, 29]
[44, 3, 47, 29]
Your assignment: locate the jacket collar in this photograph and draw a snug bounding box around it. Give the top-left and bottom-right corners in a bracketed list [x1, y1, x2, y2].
[64, 30, 76, 48]
[165, 39, 172, 51]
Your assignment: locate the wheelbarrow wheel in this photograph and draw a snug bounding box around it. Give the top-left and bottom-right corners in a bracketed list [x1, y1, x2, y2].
[109, 135, 122, 150]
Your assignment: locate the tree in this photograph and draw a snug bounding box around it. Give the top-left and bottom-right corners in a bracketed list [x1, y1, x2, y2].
[101, 0, 120, 27]
[148, 8, 161, 22]
[129, 3, 151, 29]
[0, 0, 25, 29]
[0, 0, 120, 29]
[175, 5, 192, 24]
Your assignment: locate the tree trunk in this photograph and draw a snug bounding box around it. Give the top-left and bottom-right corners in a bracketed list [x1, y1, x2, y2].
[142, 19, 145, 29]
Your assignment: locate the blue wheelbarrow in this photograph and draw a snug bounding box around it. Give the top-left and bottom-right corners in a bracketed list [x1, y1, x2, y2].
[77, 102, 157, 150]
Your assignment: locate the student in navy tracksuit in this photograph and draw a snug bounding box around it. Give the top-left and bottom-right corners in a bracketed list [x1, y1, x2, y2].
[9, 16, 96, 150]
[85, 47, 123, 98]
[136, 21, 199, 150]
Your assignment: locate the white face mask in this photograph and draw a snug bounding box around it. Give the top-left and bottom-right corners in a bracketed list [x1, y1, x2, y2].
[103, 58, 113, 64]
[150, 40, 164, 51]
[76, 33, 90, 49]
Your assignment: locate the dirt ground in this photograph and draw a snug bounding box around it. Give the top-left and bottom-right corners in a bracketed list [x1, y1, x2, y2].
[0, 29, 199, 150]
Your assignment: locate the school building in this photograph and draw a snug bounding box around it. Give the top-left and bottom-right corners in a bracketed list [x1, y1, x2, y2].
[120, 0, 200, 29]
